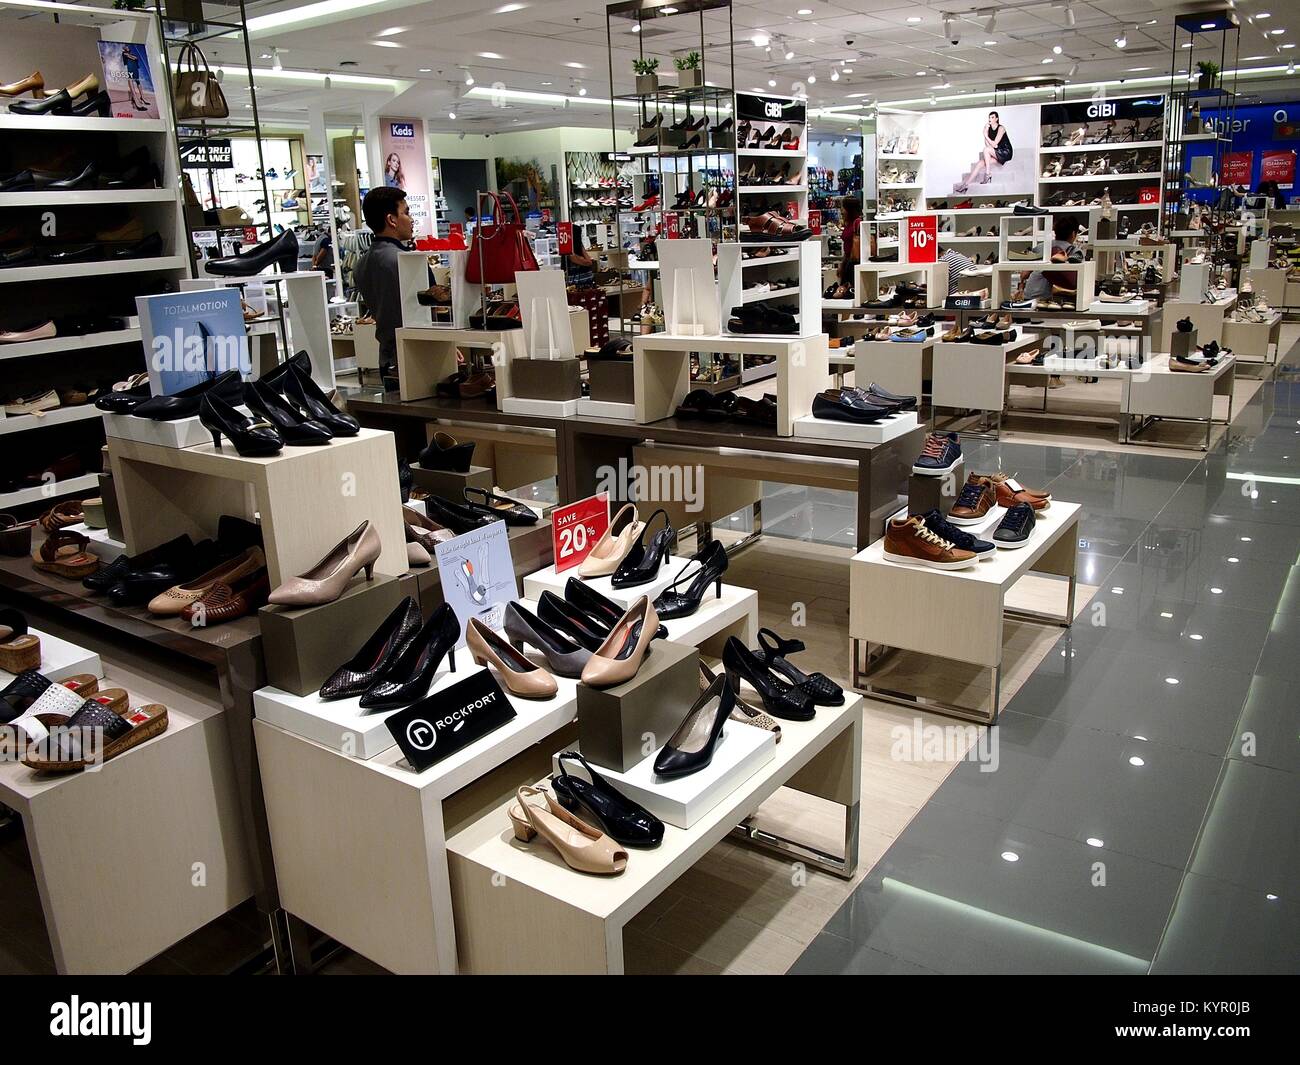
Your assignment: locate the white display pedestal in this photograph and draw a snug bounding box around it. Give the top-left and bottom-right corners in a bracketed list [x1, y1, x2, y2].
[521, 559, 676, 608]
[793, 409, 919, 443]
[854, 337, 931, 404]
[0, 628, 102, 687]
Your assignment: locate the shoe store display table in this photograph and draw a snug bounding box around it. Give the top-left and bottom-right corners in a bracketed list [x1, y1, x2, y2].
[1244, 267, 1287, 307]
[106, 428, 407, 589]
[849, 502, 1080, 725]
[854, 336, 934, 405]
[852, 261, 950, 306]
[445, 695, 863, 975]
[0, 658, 255, 973]
[990, 259, 1097, 312]
[395, 325, 524, 405]
[632, 332, 829, 437]
[1125, 354, 1236, 451]
[932, 331, 1042, 437]
[251, 579, 758, 974]
[1221, 310, 1283, 364]
[1159, 292, 1236, 351]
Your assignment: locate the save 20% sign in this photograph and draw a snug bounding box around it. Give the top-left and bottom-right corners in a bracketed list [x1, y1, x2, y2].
[551, 493, 611, 573]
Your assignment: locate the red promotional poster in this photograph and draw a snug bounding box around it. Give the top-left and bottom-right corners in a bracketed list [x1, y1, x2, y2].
[552, 494, 610, 573]
[808, 209, 822, 235]
[1261, 150, 1297, 188]
[906, 214, 938, 264]
[1137, 186, 1160, 205]
[664, 212, 681, 239]
[1222, 151, 1254, 186]
[557, 221, 573, 255]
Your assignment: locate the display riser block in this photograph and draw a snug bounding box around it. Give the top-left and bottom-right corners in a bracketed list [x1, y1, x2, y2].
[259, 576, 407, 697]
[908, 457, 965, 516]
[511, 357, 582, 401]
[398, 564, 445, 617]
[586, 358, 635, 405]
[895, 498, 1007, 537]
[412, 464, 493, 500]
[575, 397, 636, 421]
[551, 720, 776, 829]
[62, 523, 126, 562]
[103, 408, 251, 450]
[575, 640, 699, 774]
[792, 410, 918, 444]
[501, 396, 581, 418]
[252, 659, 458, 759]
[522, 557, 675, 608]
[1171, 330, 1198, 358]
[0, 629, 103, 687]
[98, 468, 124, 544]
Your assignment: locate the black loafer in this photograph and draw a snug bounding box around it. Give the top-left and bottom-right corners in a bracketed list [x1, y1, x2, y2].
[131, 369, 243, 421]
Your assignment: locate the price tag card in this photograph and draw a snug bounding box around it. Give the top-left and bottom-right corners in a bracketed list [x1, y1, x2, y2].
[551, 493, 610, 573]
[664, 212, 681, 239]
[906, 215, 938, 264]
[557, 221, 573, 255]
[808, 209, 822, 235]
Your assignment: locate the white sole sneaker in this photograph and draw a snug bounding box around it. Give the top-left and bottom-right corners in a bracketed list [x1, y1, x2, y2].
[945, 512, 992, 527]
[993, 536, 1032, 549]
[883, 549, 979, 569]
[911, 459, 960, 476]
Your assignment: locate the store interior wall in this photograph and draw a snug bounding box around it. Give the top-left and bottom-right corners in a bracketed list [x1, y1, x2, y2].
[439, 157, 491, 221]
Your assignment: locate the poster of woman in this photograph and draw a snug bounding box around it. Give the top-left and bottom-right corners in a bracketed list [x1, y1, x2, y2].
[97, 39, 159, 119]
[921, 103, 1038, 198]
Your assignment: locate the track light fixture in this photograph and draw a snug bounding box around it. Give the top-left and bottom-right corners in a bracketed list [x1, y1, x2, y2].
[1115, 28, 1128, 49]
[984, 11, 997, 34]
[830, 69, 839, 81]
[271, 48, 283, 71]
[1065, 3, 1076, 29]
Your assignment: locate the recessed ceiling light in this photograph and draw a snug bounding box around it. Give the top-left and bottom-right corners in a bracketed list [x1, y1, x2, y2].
[915, 70, 926, 76]
[1000, 851, 1020, 862]
[1283, 43, 1296, 48]
[753, 33, 770, 47]
[1165, 677, 1179, 685]
[448, 110, 456, 120]
[577, 85, 586, 95]
[1041, 57, 1054, 63]
[907, 16, 923, 23]
[540, 80, 551, 85]
[372, 40, 401, 48]
[1086, 837, 1104, 848]
[1129, 756, 1145, 767]
[1257, 11, 1272, 18]
[1210, 587, 1223, 595]
[1270, 28, 1286, 35]
[1159, 611, 1173, 618]
[1127, 66, 1153, 72]
[565, 62, 584, 68]
[479, 52, 503, 59]
[768, 78, 777, 87]
[495, 3, 527, 12]
[418, 67, 431, 72]
[797, 7, 813, 14]
[376, 26, 405, 36]
[842, 67, 853, 73]
[1053, 43, 1063, 54]
[1189, 633, 1203, 641]
[984, 40, 997, 46]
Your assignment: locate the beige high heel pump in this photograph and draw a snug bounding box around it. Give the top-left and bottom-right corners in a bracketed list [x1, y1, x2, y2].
[577, 503, 644, 578]
[507, 785, 628, 875]
[267, 519, 381, 607]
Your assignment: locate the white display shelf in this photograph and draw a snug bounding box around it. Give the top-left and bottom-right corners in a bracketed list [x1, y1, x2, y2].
[522, 559, 676, 608]
[0, 327, 140, 361]
[1040, 139, 1162, 153]
[1046, 203, 1157, 212]
[939, 235, 1035, 243]
[930, 207, 1016, 215]
[879, 152, 924, 160]
[0, 473, 98, 508]
[1040, 172, 1161, 184]
[738, 147, 808, 157]
[878, 182, 923, 189]
[741, 285, 799, 303]
[741, 361, 779, 384]
[0, 188, 174, 207]
[1181, 132, 1230, 142]
[739, 184, 807, 195]
[0, 628, 103, 688]
[0, 255, 186, 284]
[0, 403, 101, 435]
[0, 114, 167, 133]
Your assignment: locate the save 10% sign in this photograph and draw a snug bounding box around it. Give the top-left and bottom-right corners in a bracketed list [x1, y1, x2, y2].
[906, 214, 938, 264]
[551, 493, 611, 573]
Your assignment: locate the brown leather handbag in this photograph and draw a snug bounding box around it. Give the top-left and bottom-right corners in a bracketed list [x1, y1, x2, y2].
[173, 41, 229, 120]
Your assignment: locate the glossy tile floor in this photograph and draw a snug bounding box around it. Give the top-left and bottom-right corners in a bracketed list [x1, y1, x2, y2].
[793, 352, 1300, 975]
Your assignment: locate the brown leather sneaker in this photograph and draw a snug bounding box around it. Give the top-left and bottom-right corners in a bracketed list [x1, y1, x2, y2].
[988, 472, 1051, 510]
[948, 474, 997, 526]
[882, 516, 978, 570]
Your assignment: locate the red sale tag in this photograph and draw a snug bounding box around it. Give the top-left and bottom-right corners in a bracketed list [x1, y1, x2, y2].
[1222, 151, 1254, 186]
[664, 212, 681, 239]
[1261, 150, 1296, 187]
[808, 209, 822, 235]
[552, 493, 611, 573]
[557, 221, 573, 255]
[1137, 186, 1160, 205]
[906, 214, 938, 264]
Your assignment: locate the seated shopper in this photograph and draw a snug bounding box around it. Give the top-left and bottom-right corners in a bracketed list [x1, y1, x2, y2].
[1024, 215, 1083, 303]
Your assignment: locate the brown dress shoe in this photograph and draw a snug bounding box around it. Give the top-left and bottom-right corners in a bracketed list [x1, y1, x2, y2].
[181, 568, 270, 626]
[882, 515, 978, 570]
[948, 474, 997, 526]
[988, 472, 1051, 510]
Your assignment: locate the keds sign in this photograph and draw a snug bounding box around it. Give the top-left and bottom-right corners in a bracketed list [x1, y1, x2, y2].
[389, 122, 415, 138]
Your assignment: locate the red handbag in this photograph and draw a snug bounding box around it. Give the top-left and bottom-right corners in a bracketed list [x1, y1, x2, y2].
[465, 192, 539, 285]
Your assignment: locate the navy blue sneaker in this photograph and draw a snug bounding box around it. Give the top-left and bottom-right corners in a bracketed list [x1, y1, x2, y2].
[912, 431, 962, 476]
[993, 502, 1036, 549]
[919, 510, 995, 558]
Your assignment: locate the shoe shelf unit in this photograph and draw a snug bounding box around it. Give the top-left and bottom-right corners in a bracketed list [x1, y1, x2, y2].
[719, 240, 820, 346]
[0, 0, 189, 515]
[735, 90, 809, 238]
[851, 501, 1081, 724]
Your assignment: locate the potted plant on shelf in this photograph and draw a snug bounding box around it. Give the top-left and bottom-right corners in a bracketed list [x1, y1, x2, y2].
[633, 58, 660, 95]
[675, 51, 703, 89]
[1196, 60, 1220, 91]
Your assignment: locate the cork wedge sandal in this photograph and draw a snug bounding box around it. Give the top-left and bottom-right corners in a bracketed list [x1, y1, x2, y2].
[32, 529, 100, 579]
[0, 608, 40, 672]
[23, 701, 168, 772]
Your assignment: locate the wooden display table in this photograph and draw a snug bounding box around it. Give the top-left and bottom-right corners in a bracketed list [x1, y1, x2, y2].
[1221, 310, 1283, 365]
[1126, 354, 1236, 450]
[850, 502, 1081, 724]
[446, 695, 864, 975]
[855, 335, 933, 405]
[107, 428, 407, 589]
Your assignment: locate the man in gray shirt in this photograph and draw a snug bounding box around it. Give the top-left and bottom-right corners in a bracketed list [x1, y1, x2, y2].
[354, 185, 414, 382]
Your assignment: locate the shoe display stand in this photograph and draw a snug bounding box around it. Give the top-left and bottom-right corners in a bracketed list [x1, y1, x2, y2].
[850, 502, 1081, 724]
[990, 260, 1097, 311]
[1092, 239, 1179, 284]
[400, 250, 471, 329]
[908, 459, 964, 516]
[792, 408, 919, 445]
[102, 406, 253, 450]
[1125, 353, 1236, 451]
[1221, 309, 1283, 364]
[853, 255, 950, 309]
[445, 694, 863, 975]
[0, 660, 256, 973]
[0, 627, 102, 687]
[633, 332, 829, 437]
[250, 550, 761, 974]
[718, 240, 820, 340]
[0, 0, 188, 514]
[932, 331, 1041, 438]
[106, 428, 407, 589]
[1243, 267, 1287, 308]
[1158, 293, 1236, 350]
[852, 335, 933, 408]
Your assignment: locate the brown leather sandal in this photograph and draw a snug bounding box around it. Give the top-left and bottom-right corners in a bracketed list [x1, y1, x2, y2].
[31, 529, 100, 578]
[0, 513, 34, 557]
[38, 499, 84, 534]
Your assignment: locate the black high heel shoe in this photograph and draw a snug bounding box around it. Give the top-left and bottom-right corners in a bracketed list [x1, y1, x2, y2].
[359, 602, 459, 711]
[611, 508, 676, 588]
[199, 391, 283, 456]
[204, 228, 298, 277]
[551, 751, 664, 847]
[461, 486, 537, 526]
[653, 674, 735, 779]
[722, 635, 814, 720]
[244, 380, 332, 446]
[754, 627, 844, 706]
[538, 590, 609, 653]
[563, 577, 668, 640]
[653, 539, 728, 620]
[319, 597, 422, 701]
[132, 368, 243, 420]
[264, 350, 360, 436]
[424, 494, 493, 535]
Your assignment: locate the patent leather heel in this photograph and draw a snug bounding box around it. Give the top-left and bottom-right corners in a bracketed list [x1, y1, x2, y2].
[199, 391, 283, 457]
[610, 507, 677, 589]
[721, 635, 815, 721]
[652, 538, 728, 620]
